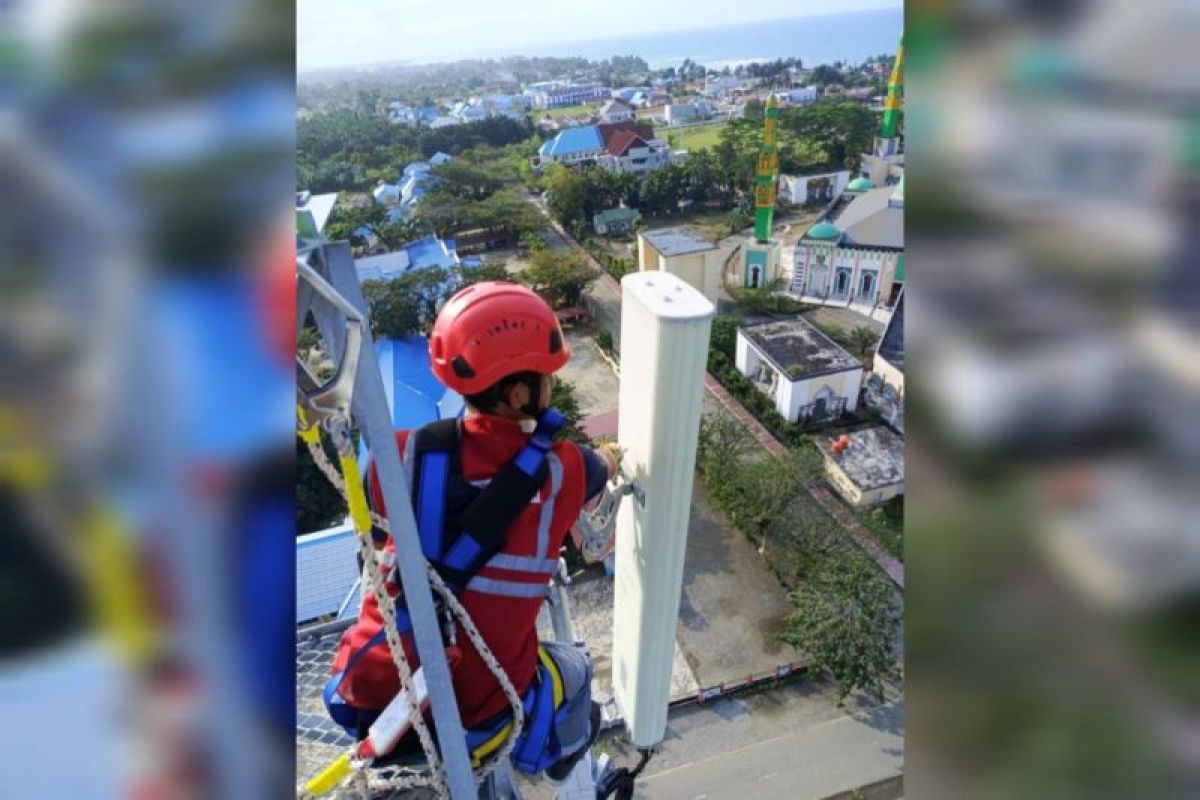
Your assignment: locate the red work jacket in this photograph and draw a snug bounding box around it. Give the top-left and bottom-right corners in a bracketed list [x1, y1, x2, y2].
[331, 413, 587, 727]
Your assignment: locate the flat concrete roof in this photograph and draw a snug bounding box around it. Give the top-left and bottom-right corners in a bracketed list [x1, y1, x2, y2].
[821, 426, 905, 491]
[641, 226, 718, 257]
[739, 317, 860, 379]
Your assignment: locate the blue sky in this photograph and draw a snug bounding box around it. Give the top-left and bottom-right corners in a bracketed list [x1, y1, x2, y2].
[297, 0, 900, 72]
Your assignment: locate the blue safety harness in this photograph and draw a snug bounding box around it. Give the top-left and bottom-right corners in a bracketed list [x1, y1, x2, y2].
[323, 409, 573, 774]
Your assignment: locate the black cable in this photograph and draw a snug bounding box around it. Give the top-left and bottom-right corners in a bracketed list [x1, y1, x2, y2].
[595, 748, 653, 800]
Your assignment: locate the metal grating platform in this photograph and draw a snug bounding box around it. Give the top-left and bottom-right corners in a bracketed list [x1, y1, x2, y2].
[297, 629, 357, 784]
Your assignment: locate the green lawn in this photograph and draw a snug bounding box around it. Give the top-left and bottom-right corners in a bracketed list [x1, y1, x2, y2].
[666, 121, 729, 152]
[540, 102, 601, 118]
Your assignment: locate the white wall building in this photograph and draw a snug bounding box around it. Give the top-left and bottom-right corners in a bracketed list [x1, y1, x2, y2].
[663, 103, 697, 125]
[789, 176, 905, 317]
[777, 86, 818, 105]
[819, 427, 905, 507]
[524, 82, 610, 109]
[735, 318, 864, 424]
[637, 227, 724, 307]
[778, 170, 851, 205]
[701, 75, 742, 99]
[598, 98, 636, 124]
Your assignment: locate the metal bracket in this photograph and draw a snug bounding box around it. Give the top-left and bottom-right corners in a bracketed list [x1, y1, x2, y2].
[574, 471, 643, 563]
[296, 257, 364, 425]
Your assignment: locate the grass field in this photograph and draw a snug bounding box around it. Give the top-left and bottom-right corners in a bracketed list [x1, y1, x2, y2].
[540, 102, 601, 118]
[666, 121, 729, 152]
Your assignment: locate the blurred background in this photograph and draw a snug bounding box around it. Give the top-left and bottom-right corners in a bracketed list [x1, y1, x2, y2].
[906, 0, 1199, 797]
[1, 1, 295, 797]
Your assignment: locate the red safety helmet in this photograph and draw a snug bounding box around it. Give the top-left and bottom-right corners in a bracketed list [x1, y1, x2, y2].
[429, 281, 570, 395]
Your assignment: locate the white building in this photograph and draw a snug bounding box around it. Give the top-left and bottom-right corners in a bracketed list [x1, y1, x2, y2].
[598, 98, 636, 124]
[663, 101, 711, 126]
[789, 175, 904, 317]
[778, 170, 851, 206]
[735, 318, 864, 424]
[523, 82, 610, 109]
[777, 86, 818, 105]
[534, 122, 678, 175]
[296, 190, 338, 239]
[701, 75, 741, 99]
[372, 181, 401, 206]
[818, 427, 905, 507]
[637, 227, 724, 306]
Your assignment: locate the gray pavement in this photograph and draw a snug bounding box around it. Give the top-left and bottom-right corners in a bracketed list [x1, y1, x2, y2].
[517, 682, 902, 800]
[678, 477, 800, 687]
[558, 330, 619, 417]
[636, 692, 904, 800]
[582, 275, 624, 352]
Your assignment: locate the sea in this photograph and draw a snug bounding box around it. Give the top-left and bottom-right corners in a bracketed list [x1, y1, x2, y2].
[483, 8, 902, 70]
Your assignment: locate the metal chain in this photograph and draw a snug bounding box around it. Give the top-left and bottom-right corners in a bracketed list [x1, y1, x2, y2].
[304, 432, 527, 795]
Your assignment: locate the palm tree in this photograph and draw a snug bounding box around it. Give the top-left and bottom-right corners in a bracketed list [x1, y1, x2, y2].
[849, 325, 879, 358]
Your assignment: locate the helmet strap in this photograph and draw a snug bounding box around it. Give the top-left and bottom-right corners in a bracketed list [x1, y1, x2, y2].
[518, 373, 544, 418]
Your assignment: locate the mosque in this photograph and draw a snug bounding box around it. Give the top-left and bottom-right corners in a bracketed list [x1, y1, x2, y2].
[785, 36, 905, 320]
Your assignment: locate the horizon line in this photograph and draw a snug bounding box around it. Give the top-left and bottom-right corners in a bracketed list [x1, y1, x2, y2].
[298, 6, 900, 76]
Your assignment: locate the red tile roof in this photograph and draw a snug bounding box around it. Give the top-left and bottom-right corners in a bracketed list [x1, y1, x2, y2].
[597, 121, 655, 155]
[606, 129, 649, 157]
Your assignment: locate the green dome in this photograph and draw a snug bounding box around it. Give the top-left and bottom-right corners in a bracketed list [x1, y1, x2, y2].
[807, 221, 841, 240]
[846, 176, 875, 191]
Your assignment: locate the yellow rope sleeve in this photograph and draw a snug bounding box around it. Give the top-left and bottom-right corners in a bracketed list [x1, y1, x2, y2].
[304, 753, 353, 795]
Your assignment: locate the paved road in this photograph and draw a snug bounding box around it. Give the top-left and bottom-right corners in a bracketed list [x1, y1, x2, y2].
[638, 698, 903, 800]
[517, 681, 903, 800]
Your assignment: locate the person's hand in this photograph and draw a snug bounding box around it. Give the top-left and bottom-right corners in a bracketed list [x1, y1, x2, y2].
[596, 442, 622, 481]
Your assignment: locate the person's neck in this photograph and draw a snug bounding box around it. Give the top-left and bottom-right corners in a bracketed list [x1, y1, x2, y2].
[466, 406, 536, 428]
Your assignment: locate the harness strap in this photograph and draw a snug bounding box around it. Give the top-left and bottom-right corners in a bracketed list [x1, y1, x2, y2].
[412, 419, 461, 562]
[323, 627, 390, 732]
[437, 410, 564, 587]
[511, 657, 556, 777]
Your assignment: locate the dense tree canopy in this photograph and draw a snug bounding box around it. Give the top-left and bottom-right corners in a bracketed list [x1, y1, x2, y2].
[518, 249, 597, 309]
[297, 111, 537, 193]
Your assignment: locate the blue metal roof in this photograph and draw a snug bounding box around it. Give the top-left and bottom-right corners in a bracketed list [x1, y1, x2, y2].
[542, 125, 603, 158]
[405, 235, 458, 269]
[376, 336, 464, 432]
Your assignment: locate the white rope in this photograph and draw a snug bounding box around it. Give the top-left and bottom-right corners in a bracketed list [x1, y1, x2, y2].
[325, 419, 448, 797]
[305, 432, 527, 797]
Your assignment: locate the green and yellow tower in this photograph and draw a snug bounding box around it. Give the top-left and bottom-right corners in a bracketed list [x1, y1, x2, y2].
[861, 35, 905, 184]
[754, 95, 781, 243]
[880, 36, 904, 140]
[742, 94, 783, 288]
